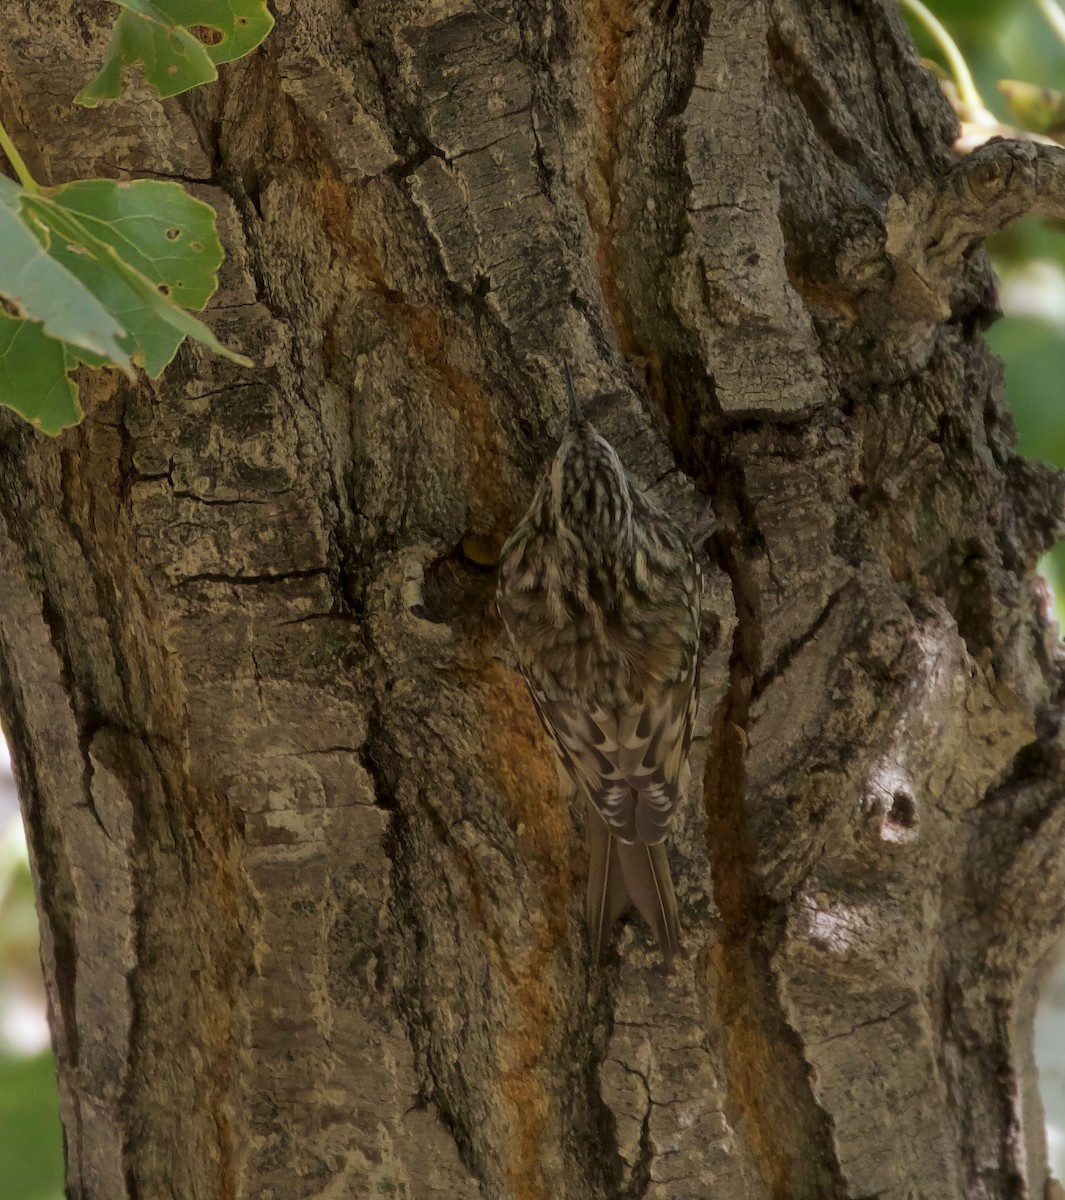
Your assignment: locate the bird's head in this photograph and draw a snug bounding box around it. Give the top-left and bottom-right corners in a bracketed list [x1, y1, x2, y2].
[547, 370, 633, 545]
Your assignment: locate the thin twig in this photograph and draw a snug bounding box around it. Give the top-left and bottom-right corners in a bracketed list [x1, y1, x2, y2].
[901, 0, 984, 111]
[0, 117, 38, 192]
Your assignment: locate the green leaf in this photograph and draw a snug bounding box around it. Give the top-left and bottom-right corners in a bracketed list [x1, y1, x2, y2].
[0, 317, 81, 435]
[48, 180, 224, 311]
[23, 189, 252, 377]
[75, 0, 274, 106]
[0, 178, 132, 372]
[156, 0, 275, 65]
[75, 3, 214, 106]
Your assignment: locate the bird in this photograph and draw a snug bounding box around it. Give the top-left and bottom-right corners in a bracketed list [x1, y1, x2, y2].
[496, 369, 702, 968]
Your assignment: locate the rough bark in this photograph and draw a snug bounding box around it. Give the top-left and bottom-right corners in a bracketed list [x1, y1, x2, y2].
[1, 1, 1064, 1198]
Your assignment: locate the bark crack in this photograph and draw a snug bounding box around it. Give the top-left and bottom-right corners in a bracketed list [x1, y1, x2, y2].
[174, 567, 331, 587]
[766, 15, 870, 176]
[703, 429, 847, 1200]
[363, 706, 490, 1191]
[752, 582, 849, 697]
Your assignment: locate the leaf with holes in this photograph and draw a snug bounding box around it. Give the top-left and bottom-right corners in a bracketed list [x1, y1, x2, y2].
[0, 176, 133, 372]
[23, 185, 252, 377]
[48, 179, 224, 311]
[75, 0, 274, 105]
[0, 316, 82, 434]
[158, 0, 274, 64]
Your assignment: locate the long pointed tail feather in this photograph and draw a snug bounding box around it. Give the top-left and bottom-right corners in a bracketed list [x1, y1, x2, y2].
[586, 804, 682, 968]
[615, 839, 681, 969]
[586, 806, 629, 961]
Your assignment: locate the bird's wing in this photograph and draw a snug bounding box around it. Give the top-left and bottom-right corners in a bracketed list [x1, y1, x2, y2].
[617, 666, 698, 845]
[522, 665, 697, 846]
[521, 681, 638, 842]
[498, 529, 701, 846]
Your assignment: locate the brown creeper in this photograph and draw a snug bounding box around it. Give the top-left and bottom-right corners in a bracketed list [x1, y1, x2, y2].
[497, 373, 701, 968]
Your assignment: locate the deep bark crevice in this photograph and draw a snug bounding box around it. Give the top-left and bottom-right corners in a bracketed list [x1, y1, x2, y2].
[702, 435, 848, 1199]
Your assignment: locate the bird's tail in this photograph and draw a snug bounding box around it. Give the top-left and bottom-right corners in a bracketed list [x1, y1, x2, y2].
[586, 805, 682, 969]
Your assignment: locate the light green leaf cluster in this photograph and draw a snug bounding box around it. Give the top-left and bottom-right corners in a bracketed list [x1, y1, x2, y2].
[0, 176, 250, 434]
[0, 0, 272, 434]
[76, 0, 274, 106]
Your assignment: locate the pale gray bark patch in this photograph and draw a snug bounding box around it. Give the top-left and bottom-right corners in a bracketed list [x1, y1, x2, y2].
[276, 0, 402, 182]
[676, 0, 830, 417]
[1, 1, 1064, 1198]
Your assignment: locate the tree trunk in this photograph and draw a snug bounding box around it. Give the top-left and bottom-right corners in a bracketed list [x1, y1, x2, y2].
[2, 2, 1064, 1197]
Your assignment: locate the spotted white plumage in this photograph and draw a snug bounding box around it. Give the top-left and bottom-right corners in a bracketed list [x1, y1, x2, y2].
[497, 387, 701, 967]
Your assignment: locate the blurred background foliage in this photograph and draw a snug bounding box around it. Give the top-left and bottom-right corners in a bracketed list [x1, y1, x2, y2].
[1, 2, 1065, 1196]
[0, 743, 61, 1200]
[907, 0, 1065, 618]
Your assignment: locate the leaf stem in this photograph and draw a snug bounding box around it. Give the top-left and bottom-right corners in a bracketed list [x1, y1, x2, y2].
[0, 116, 38, 192]
[901, 0, 985, 112]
